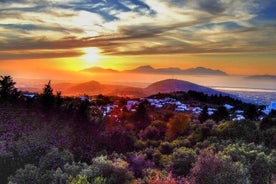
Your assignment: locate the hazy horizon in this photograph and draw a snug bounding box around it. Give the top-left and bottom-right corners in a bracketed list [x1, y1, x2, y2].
[14, 72, 276, 90]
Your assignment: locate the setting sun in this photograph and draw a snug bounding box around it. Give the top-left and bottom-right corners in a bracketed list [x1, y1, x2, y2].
[82, 47, 101, 63]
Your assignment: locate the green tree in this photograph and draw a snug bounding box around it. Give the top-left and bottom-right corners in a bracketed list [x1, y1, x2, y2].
[89, 156, 134, 184]
[69, 175, 91, 184]
[189, 150, 249, 184]
[132, 102, 151, 130]
[77, 97, 91, 121]
[0, 75, 20, 101]
[166, 113, 190, 139]
[215, 120, 258, 142]
[55, 91, 63, 108]
[198, 106, 209, 123]
[8, 164, 40, 184]
[212, 106, 229, 122]
[40, 81, 55, 110]
[259, 113, 276, 131]
[171, 147, 196, 176]
[188, 125, 211, 144]
[259, 127, 276, 149]
[39, 148, 74, 171]
[223, 143, 275, 184]
[244, 104, 258, 120]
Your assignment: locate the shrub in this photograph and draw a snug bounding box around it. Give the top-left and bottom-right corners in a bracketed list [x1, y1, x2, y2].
[259, 126, 276, 149]
[223, 143, 275, 184]
[89, 156, 134, 184]
[215, 120, 258, 142]
[166, 113, 190, 139]
[69, 175, 90, 184]
[172, 147, 196, 176]
[188, 150, 249, 184]
[146, 169, 184, 184]
[159, 141, 173, 155]
[188, 125, 211, 144]
[8, 164, 40, 184]
[128, 153, 153, 178]
[138, 126, 162, 140]
[39, 148, 74, 171]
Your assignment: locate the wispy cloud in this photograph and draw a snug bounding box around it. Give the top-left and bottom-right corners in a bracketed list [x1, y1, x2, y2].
[0, 49, 83, 60]
[0, 0, 275, 60]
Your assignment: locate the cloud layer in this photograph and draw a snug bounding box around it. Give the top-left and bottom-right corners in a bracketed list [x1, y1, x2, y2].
[0, 0, 275, 60]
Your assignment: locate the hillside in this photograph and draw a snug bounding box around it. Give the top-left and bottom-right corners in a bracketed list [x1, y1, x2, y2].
[63, 80, 104, 95]
[53, 79, 229, 98]
[144, 79, 227, 96]
[58, 80, 145, 97]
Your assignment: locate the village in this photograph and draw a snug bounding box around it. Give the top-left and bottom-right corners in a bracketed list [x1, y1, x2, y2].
[22, 91, 276, 123]
[76, 94, 276, 123]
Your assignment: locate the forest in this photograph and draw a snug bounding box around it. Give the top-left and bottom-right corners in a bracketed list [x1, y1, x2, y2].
[0, 75, 275, 184]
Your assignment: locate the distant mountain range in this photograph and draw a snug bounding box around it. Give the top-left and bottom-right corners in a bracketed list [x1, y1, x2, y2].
[246, 75, 276, 80]
[53, 79, 229, 97]
[82, 67, 118, 73]
[81, 65, 227, 76]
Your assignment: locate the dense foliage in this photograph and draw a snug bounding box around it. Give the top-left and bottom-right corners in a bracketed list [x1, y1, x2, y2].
[0, 76, 275, 183]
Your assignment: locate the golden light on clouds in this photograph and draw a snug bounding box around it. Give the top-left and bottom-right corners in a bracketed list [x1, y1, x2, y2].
[0, 0, 276, 76]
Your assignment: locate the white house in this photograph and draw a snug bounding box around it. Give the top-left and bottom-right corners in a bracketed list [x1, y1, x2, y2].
[208, 108, 216, 115]
[263, 101, 276, 115]
[270, 102, 276, 109]
[224, 104, 233, 110]
[126, 100, 139, 111]
[235, 110, 244, 114]
[232, 114, 245, 121]
[192, 107, 203, 114]
[80, 96, 89, 101]
[175, 104, 188, 112]
[23, 93, 35, 98]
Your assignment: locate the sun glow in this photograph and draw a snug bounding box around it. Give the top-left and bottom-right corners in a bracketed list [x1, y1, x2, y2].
[82, 47, 101, 63]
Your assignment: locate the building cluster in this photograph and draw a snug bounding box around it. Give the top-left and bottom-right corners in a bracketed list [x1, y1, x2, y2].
[145, 97, 247, 121]
[22, 93, 274, 121]
[81, 96, 267, 121]
[147, 97, 189, 111]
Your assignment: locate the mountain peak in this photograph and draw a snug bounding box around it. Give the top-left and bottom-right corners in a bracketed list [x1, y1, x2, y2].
[135, 65, 154, 70]
[125, 65, 155, 73]
[185, 67, 227, 75]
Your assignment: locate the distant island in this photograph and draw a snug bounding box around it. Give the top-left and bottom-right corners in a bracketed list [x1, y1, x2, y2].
[81, 65, 228, 76]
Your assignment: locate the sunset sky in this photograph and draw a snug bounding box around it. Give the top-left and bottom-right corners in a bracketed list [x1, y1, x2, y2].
[1, 0, 276, 79]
